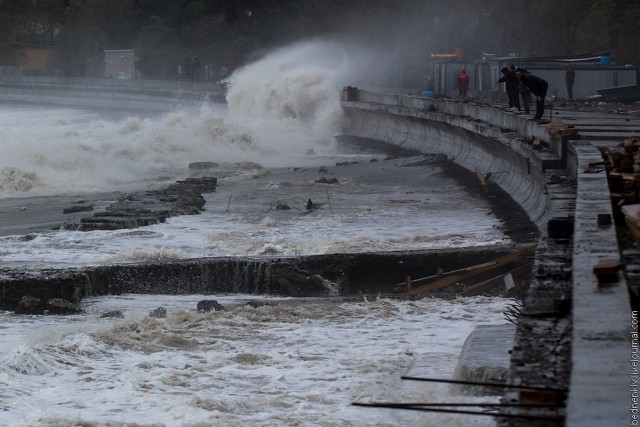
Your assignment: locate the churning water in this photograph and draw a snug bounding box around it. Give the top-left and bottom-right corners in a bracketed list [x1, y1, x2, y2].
[0, 294, 509, 427]
[0, 40, 510, 426]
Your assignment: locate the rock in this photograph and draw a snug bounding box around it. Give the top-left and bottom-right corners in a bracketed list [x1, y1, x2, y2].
[63, 204, 94, 214]
[62, 176, 217, 231]
[100, 310, 124, 319]
[275, 202, 291, 210]
[15, 295, 45, 314]
[197, 299, 226, 313]
[45, 298, 85, 315]
[315, 177, 339, 184]
[14, 296, 83, 315]
[244, 300, 275, 308]
[148, 307, 167, 318]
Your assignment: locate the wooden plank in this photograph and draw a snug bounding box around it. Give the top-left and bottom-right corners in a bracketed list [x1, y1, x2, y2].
[456, 267, 527, 298]
[405, 245, 536, 296]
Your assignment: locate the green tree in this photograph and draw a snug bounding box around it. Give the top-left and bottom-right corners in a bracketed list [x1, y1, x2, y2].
[2, 0, 639, 79]
[135, 15, 187, 79]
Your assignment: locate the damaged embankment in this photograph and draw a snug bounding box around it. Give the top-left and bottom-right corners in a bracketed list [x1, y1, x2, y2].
[0, 157, 534, 312]
[0, 245, 528, 312]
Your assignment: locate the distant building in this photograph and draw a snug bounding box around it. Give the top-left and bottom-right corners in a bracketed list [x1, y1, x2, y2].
[104, 49, 137, 80]
[0, 44, 59, 74]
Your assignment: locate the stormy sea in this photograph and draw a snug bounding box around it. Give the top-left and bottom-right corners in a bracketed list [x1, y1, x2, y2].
[0, 40, 513, 426]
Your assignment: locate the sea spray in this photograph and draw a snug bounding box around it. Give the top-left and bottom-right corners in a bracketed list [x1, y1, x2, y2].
[0, 39, 371, 198]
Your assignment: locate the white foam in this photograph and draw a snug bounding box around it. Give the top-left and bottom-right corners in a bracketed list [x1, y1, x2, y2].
[0, 295, 506, 426]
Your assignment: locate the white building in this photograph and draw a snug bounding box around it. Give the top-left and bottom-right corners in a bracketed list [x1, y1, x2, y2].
[104, 49, 136, 80]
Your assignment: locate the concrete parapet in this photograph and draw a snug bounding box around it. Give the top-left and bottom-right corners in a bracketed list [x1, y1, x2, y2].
[342, 98, 553, 228]
[566, 143, 630, 427]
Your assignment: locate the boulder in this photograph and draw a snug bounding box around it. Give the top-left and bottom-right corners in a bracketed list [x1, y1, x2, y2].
[45, 298, 84, 315]
[197, 299, 226, 313]
[149, 307, 167, 318]
[15, 295, 45, 314]
[244, 300, 275, 309]
[100, 310, 124, 319]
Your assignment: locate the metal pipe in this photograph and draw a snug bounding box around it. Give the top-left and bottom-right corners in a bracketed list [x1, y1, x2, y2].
[354, 401, 561, 408]
[400, 376, 567, 393]
[352, 402, 563, 421]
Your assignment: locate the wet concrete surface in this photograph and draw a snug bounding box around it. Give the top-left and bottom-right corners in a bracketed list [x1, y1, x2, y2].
[0, 137, 538, 311]
[0, 193, 121, 237]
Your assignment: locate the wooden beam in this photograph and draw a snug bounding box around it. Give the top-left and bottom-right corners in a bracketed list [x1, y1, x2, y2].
[405, 245, 536, 296]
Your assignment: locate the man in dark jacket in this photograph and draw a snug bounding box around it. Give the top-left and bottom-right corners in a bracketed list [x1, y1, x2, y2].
[565, 66, 575, 100]
[516, 67, 548, 120]
[497, 66, 520, 112]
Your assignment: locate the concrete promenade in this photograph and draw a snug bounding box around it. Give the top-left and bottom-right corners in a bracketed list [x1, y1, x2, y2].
[341, 88, 637, 426]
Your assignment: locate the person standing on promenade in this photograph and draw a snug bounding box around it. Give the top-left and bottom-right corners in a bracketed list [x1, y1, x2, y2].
[517, 68, 532, 115]
[496, 65, 520, 112]
[458, 69, 470, 98]
[565, 66, 575, 100]
[516, 67, 548, 121]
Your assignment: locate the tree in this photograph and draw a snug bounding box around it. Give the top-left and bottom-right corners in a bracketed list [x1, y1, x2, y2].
[135, 16, 187, 79]
[2, 0, 639, 79]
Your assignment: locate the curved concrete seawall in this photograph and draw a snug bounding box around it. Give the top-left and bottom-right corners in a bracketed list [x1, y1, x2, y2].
[341, 87, 633, 426]
[342, 89, 566, 229]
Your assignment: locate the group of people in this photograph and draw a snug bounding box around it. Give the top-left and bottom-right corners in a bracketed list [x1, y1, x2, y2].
[456, 65, 578, 122]
[496, 65, 549, 121]
[457, 66, 549, 121]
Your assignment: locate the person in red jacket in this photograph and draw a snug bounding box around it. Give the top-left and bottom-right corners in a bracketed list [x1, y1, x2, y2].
[458, 69, 469, 97]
